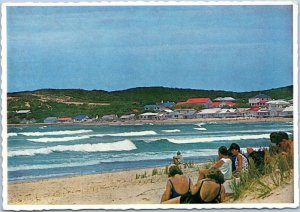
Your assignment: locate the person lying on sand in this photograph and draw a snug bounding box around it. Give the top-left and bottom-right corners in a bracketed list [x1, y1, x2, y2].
[160, 165, 193, 203]
[161, 167, 225, 204]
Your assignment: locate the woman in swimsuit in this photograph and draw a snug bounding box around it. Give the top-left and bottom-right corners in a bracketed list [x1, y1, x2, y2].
[161, 167, 225, 204]
[160, 165, 193, 203]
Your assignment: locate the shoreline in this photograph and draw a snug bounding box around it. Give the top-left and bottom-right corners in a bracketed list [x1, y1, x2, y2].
[8, 117, 293, 127]
[7, 162, 294, 205]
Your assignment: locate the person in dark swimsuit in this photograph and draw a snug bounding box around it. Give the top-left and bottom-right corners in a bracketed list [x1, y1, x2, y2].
[161, 167, 225, 204]
[160, 165, 193, 202]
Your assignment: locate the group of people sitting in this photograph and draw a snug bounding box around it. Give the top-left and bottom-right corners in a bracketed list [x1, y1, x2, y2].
[161, 131, 293, 204]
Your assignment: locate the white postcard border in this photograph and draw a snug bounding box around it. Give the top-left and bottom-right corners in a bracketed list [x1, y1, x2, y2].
[1, 0, 299, 210]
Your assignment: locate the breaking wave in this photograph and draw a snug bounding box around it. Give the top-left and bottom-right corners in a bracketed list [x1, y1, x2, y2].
[161, 129, 181, 133]
[27, 135, 90, 143]
[92, 130, 157, 137]
[19, 129, 93, 137]
[194, 127, 207, 131]
[167, 134, 270, 144]
[8, 139, 137, 157]
[8, 133, 18, 137]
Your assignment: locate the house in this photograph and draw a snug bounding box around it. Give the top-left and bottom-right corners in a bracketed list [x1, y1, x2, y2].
[266, 100, 290, 117]
[16, 110, 31, 114]
[217, 109, 240, 118]
[196, 108, 221, 118]
[279, 106, 293, 117]
[20, 118, 36, 124]
[248, 94, 272, 107]
[176, 98, 213, 108]
[245, 107, 261, 117]
[74, 115, 90, 122]
[214, 97, 236, 102]
[144, 101, 176, 112]
[120, 114, 136, 121]
[102, 114, 118, 121]
[257, 108, 270, 118]
[212, 101, 236, 108]
[138, 112, 159, 120]
[57, 117, 73, 123]
[44, 117, 58, 123]
[236, 108, 250, 117]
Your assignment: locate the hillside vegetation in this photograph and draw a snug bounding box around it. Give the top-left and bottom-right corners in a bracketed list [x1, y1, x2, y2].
[7, 85, 293, 124]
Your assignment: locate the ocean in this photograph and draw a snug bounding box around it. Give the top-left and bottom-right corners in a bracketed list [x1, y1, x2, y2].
[7, 121, 293, 182]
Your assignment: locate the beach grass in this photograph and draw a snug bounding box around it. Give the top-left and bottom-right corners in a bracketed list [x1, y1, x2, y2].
[230, 150, 293, 201]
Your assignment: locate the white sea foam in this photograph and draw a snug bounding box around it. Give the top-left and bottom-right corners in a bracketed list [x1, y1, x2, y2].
[8, 139, 137, 157]
[92, 130, 157, 137]
[167, 133, 270, 144]
[195, 123, 206, 127]
[194, 127, 207, 131]
[8, 133, 18, 137]
[10, 172, 77, 182]
[161, 129, 181, 133]
[27, 135, 90, 143]
[9, 160, 102, 172]
[19, 129, 93, 137]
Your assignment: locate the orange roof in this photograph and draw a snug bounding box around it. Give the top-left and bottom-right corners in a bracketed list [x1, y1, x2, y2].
[176, 101, 187, 106]
[212, 102, 221, 107]
[248, 107, 260, 111]
[223, 101, 236, 106]
[57, 117, 73, 121]
[186, 98, 211, 103]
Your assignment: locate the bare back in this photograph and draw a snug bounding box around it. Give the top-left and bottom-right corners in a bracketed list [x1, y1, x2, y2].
[169, 175, 191, 195]
[199, 180, 222, 202]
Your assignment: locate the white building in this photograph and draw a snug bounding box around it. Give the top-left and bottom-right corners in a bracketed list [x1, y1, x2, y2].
[279, 106, 293, 117]
[266, 100, 290, 117]
[196, 108, 221, 118]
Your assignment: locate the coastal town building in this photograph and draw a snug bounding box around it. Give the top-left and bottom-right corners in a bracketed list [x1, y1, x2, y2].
[102, 114, 118, 121]
[279, 106, 293, 117]
[266, 100, 290, 117]
[196, 108, 221, 118]
[176, 98, 213, 108]
[120, 114, 136, 121]
[44, 117, 58, 123]
[74, 115, 90, 122]
[138, 112, 159, 120]
[57, 117, 73, 123]
[214, 97, 236, 102]
[144, 101, 175, 111]
[248, 94, 272, 107]
[212, 101, 236, 108]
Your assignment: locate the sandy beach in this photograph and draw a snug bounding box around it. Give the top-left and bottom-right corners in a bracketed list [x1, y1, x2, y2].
[7, 162, 294, 205]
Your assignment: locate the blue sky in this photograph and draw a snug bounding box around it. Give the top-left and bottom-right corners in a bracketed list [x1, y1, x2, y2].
[7, 5, 293, 92]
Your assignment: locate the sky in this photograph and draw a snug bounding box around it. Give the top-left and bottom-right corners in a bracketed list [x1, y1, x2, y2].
[6, 5, 293, 92]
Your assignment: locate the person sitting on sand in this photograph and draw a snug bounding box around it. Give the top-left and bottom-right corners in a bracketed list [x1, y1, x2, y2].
[247, 147, 265, 173]
[229, 143, 249, 175]
[161, 167, 225, 204]
[173, 151, 183, 165]
[160, 165, 193, 203]
[270, 132, 293, 157]
[212, 146, 232, 180]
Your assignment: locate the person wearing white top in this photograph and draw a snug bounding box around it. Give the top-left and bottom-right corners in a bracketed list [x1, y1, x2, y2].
[212, 146, 232, 180]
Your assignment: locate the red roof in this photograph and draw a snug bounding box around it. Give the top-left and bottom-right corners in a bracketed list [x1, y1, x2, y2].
[212, 102, 221, 107]
[132, 109, 139, 112]
[176, 101, 187, 106]
[257, 100, 269, 104]
[186, 98, 211, 104]
[223, 101, 236, 106]
[248, 107, 260, 111]
[57, 117, 73, 121]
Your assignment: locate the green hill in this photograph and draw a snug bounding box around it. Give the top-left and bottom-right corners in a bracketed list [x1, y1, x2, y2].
[7, 85, 293, 124]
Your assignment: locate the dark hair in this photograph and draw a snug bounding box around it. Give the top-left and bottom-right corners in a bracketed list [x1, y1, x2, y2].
[168, 165, 183, 177]
[177, 151, 181, 155]
[229, 143, 240, 152]
[218, 146, 229, 155]
[207, 167, 225, 184]
[270, 132, 289, 145]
